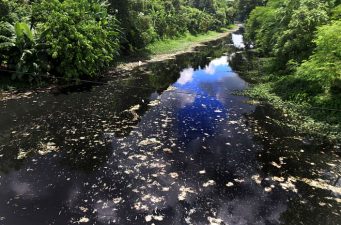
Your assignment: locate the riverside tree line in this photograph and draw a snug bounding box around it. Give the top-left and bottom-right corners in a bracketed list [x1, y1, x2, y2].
[0, 0, 245, 80]
[244, 0, 341, 114]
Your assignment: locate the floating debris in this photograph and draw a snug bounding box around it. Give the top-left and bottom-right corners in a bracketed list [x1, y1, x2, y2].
[126, 104, 141, 121]
[145, 215, 152, 222]
[228, 120, 238, 125]
[134, 202, 149, 211]
[79, 207, 89, 212]
[163, 148, 173, 154]
[112, 197, 122, 204]
[208, 217, 223, 225]
[38, 142, 59, 155]
[162, 187, 170, 192]
[178, 186, 195, 201]
[17, 148, 31, 160]
[251, 175, 262, 185]
[272, 176, 285, 182]
[264, 187, 272, 192]
[153, 215, 164, 221]
[271, 161, 282, 168]
[128, 154, 147, 161]
[234, 178, 245, 183]
[148, 100, 161, 107]
[169, 172, 179, 179]
[298, 177, 341, 195]
[129, 104, 141, 111]
[226, 182, 234, 187]
[199, 170, 206, 174]
[165, 86, 177, 92]
[145, 215, 164, 222]
[203, 180, 216, 187]
[272, 176, 297, 193]
[76, 217, 89, 223]
[138, 138, 161, 146]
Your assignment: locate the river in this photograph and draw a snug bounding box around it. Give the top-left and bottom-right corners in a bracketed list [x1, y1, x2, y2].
[0, 31, 340, 225]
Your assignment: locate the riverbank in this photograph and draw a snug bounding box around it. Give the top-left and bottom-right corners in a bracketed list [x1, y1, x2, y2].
[0, 25, 239, 101]
[245, 83, 341, 142]
[147, 25, 237, 55]
[114, 25, 239, 72]
[231, 52, 341, 142]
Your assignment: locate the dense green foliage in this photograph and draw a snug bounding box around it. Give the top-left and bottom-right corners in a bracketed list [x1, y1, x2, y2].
[0, 0, 234, 80]
[109, 0, 235, 52]
[0, 0, 121, 79]
[32, 0, 120, 79]
[274, 20, 341, 108]
[245, 0, 339, 68]
[234, 0, 266, 21]
[243, 0, 341, 136]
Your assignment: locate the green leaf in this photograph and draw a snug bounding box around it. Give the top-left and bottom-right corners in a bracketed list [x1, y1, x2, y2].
[14, 22, 34, 41]
[0, 42, 15, 49]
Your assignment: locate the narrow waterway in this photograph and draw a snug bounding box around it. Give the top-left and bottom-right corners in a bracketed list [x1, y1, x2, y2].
[0, 32, 340, 225]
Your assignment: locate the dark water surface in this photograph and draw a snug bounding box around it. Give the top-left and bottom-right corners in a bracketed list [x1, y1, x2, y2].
[0, 33, 340, 225]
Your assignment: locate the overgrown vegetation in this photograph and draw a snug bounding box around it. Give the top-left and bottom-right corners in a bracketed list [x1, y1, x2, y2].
[146, 26, 235, 55]
[241, 0, 341, 140]
[0, 0, 237, 81]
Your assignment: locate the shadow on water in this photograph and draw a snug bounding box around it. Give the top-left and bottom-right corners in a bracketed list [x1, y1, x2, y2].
[0, 31, 340, 225]
[246, 103, 341, 225]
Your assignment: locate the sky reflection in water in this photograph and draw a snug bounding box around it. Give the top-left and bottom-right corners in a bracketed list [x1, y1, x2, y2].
[0, 49, 340, 225]
[174, 56, 242, 144]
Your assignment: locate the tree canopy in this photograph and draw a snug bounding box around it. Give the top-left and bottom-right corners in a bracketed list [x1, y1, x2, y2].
[0, 0, 235, 79]
[245, 0, 341, 110]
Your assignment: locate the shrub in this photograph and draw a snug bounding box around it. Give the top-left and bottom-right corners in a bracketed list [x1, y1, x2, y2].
[0, 21, 44, 80]
[32, 0, 121, 79]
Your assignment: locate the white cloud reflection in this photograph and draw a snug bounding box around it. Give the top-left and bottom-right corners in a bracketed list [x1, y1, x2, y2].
[204, 56, 229, 75]
[177, 68, 194, 85]
[232, 34, 246, 49]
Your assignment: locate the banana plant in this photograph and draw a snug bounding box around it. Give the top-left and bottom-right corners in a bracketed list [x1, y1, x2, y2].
[0, 21, 38, 80]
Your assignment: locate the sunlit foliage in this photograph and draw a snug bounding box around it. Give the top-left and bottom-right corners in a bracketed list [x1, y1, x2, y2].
[0, 0, 234, 79]
[32, 0, 121, 79]
[245, 0, 341, 117]
[109, 0, 234, 52]
[277, 20, 341, 108]
[245, 0, 338, 68]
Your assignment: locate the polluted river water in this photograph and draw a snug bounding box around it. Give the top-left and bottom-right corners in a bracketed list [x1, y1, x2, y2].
[0, 32, 340, 225]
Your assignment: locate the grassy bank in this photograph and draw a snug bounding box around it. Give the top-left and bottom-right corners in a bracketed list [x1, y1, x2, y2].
[147, 25, 237, 55]
[245, 83, 341, 142]
[236, 54, 341, 142]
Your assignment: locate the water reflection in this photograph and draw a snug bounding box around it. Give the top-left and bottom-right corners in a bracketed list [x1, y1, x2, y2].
[0, 33, 340, 225]
[121, 57, 300, 225]
[232, 34, 245, 49]
[103, 56, 290, 225]
[173, 56, 244, 144]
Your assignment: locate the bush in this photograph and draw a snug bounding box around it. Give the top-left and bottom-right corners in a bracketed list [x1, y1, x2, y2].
[293, 20, 341, 106]
[127, 11, 158, 50]
[0, 0, 32, 69]
[272, 20, 341, 110]
[0, 21, 44, 80]
[32, 0, 121, 79]
[181, 6, 215, 34]
[0, 0, 31, 24]
[245, 0, 335, 69]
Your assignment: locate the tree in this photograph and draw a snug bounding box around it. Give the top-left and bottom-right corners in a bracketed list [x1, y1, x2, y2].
[234, 0, 267, 21]
[31, 0, 121, 78]
[245, 0, 337, 69]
